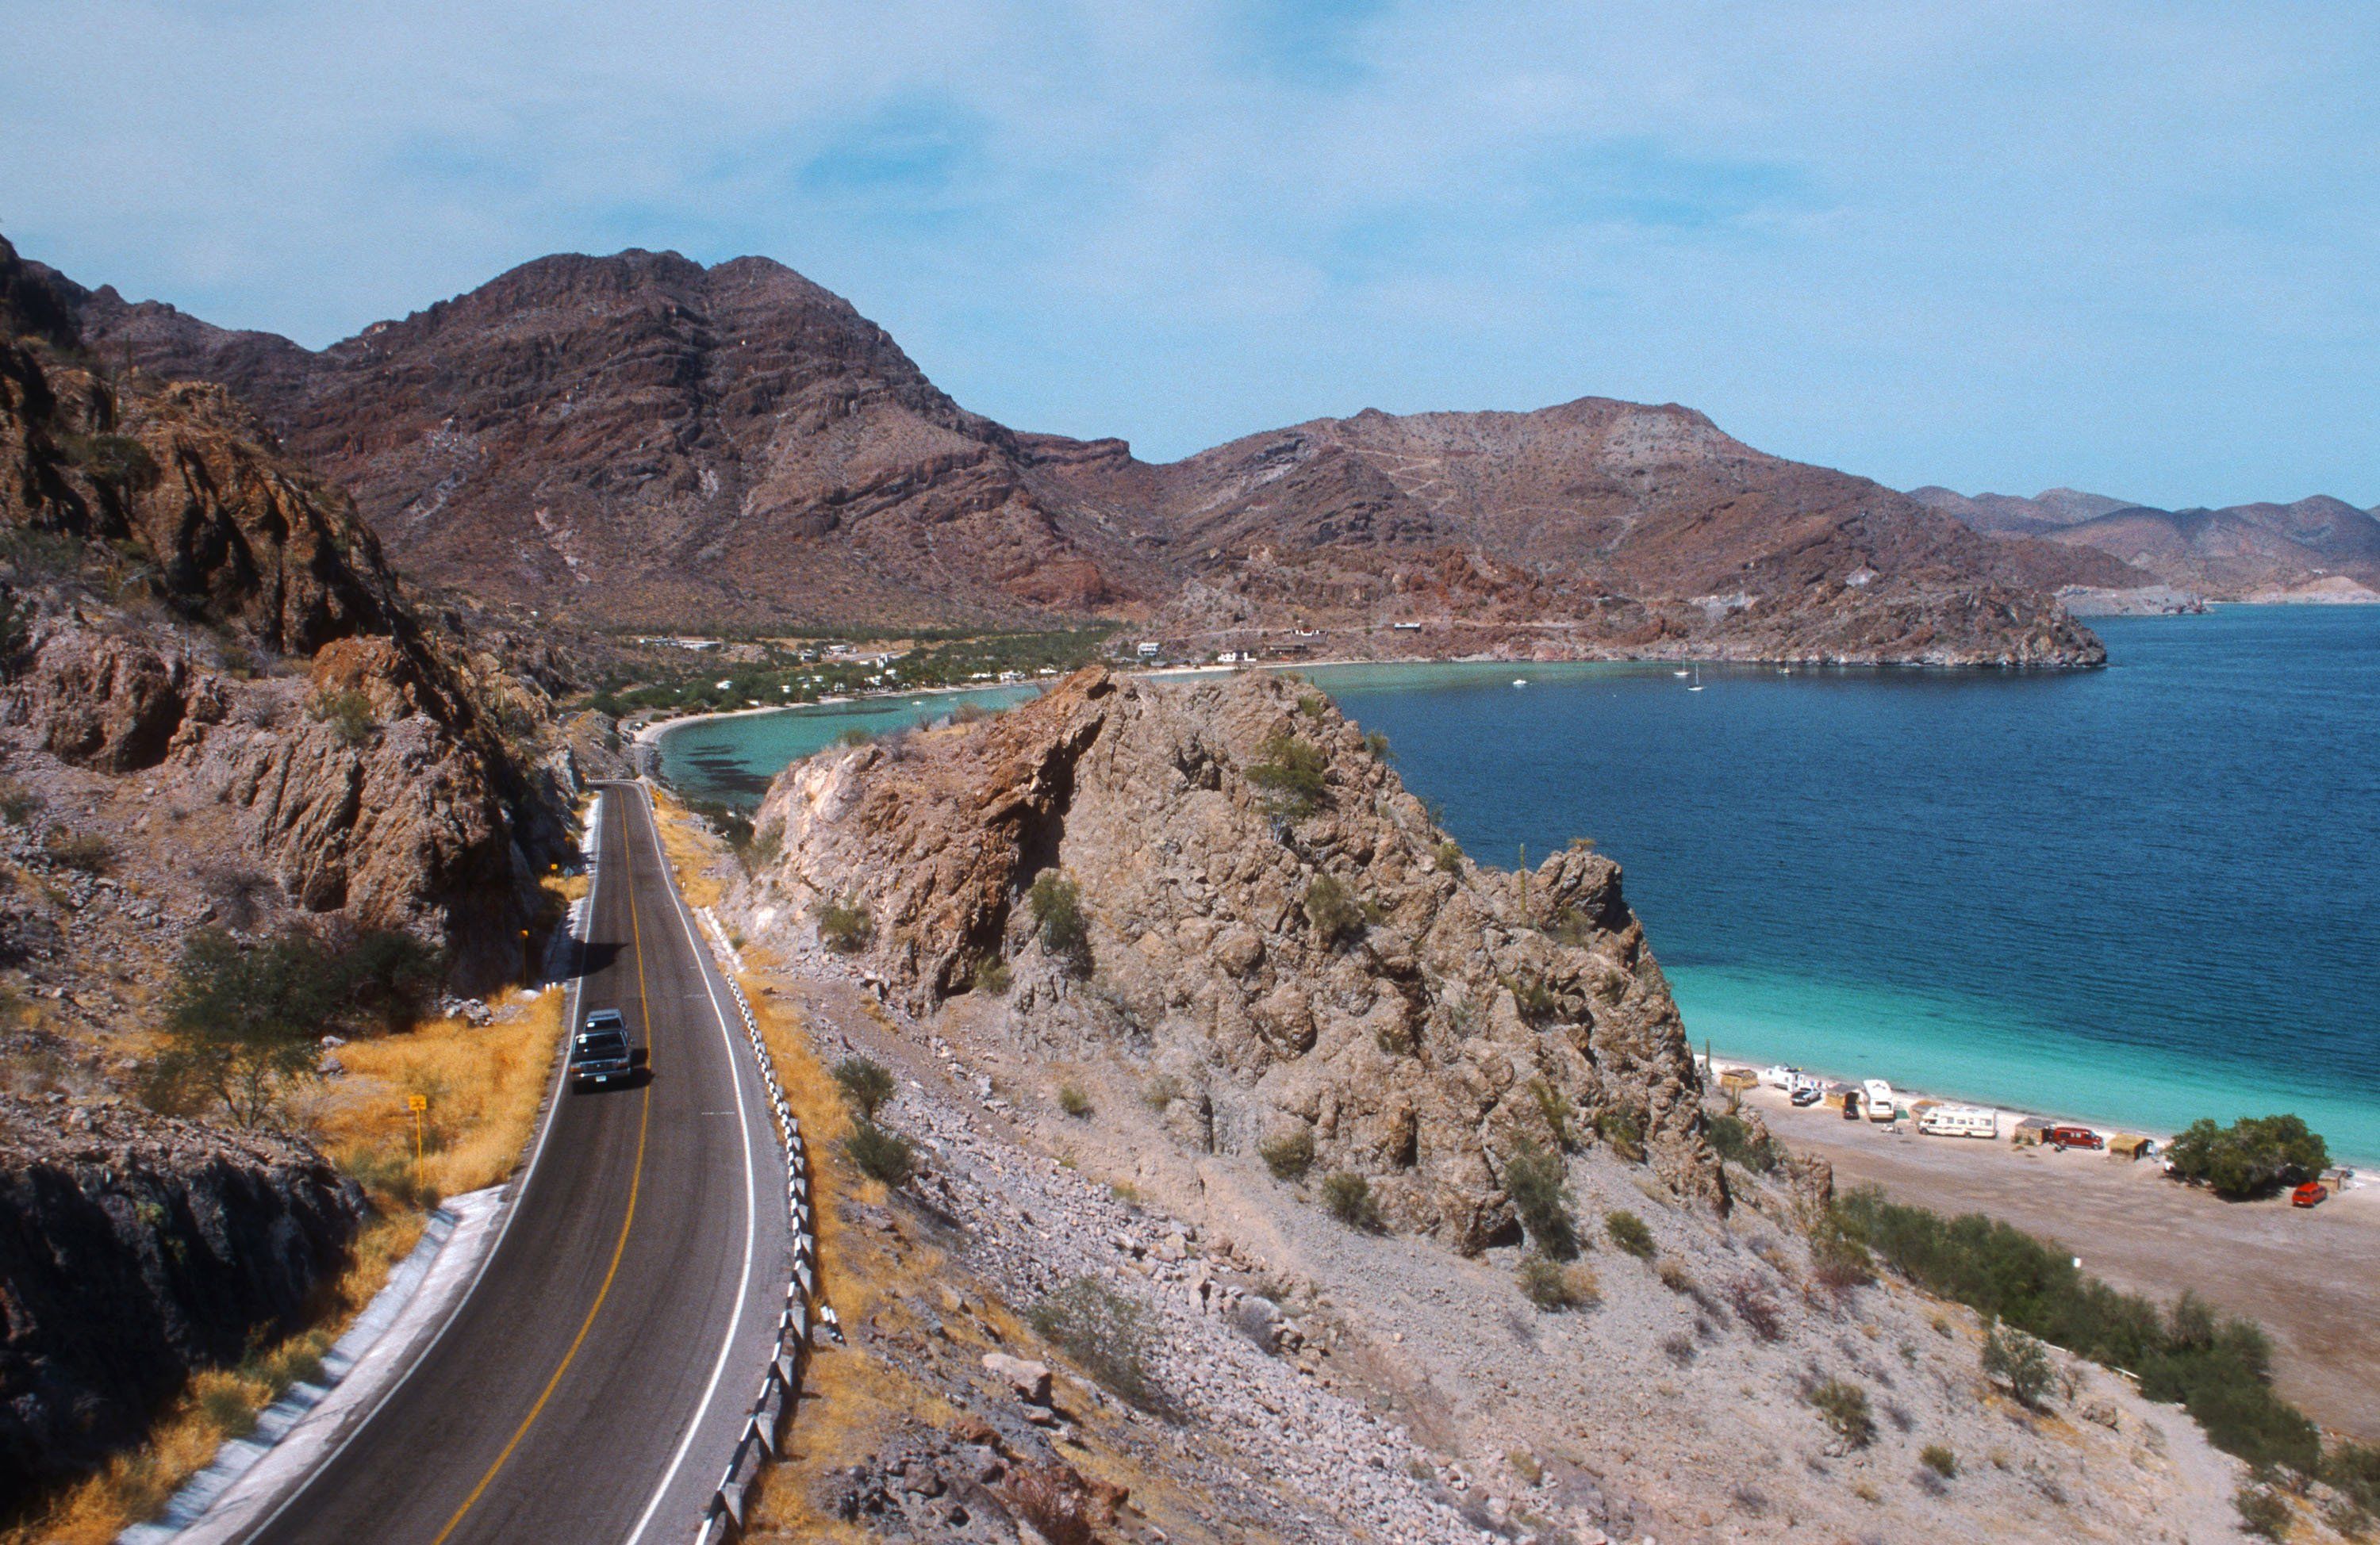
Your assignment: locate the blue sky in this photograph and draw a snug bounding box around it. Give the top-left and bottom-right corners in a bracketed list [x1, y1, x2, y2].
[3, 1, 2375, 507]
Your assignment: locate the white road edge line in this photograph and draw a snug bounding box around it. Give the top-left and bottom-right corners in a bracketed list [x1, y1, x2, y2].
[622, 783, 763, 1545]
[237, 791, 608, 1543]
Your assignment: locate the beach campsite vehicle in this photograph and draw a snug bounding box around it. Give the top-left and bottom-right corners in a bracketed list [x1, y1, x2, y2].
[2292, 1181, 2329, 1208]
[2045, 1125, 2103, 1152]
[2011, 1118, 2052, 1148]
[2107, 1133, 2153, 1161]
[1841, 1089, 1863, 1120]
[1791, 1083, 1823, 1108]
[1917, 1105, 1998, 1139]
[1861, 1079, 1898, 1122]
[1758, 1064, 1802, 1090]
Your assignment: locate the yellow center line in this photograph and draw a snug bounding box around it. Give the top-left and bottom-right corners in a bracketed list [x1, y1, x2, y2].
[432, 793, 657, 1545]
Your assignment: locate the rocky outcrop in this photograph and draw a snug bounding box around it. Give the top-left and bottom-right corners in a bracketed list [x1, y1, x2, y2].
[0, 1095, 363, 1508]
[732, 669, 1725, 1251]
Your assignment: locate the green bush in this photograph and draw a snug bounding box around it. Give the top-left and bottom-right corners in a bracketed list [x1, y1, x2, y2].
[1246, 732, 1329, 818]
[1919, 1443, 1958, 1479]
[1363, 730, 1392, 760]
[1595, 1105, 1646, 1162]
[60, 431, 157, 489]
[1303, 873, 1363, 946]
[2236, 1486, 2293, 1541]
[1057, 1083, 1091, 1118]
[1504, 973, 1560, 1025]
[2166, 1115, 2329, 1199]
[1982, 1320, 2055, 1409]
[1321, 1171, 1381, 1231]
[835, 726, 874, 748]
[1526, 1077, 1576, 1151]
[816, 896, 873, 953]
[0, 779, 41, 824]
[1807, 1378, 1875, 1447]
[309, 688, 376, 747]
[843, 1119, 916, 1187]
[973, 957, 1012, 995]
[832, 1056, 896, 1120]
[1434, 840, 1464, 874]
[1297, 692, 1327, 719]
[1606, 1209, 1655, 1259]
[1030, 1276, 1161, 1411]
[2326, 1441, 2380, 1515]
[43, 828, 112, 873]
[1707, 1112, 1779, 1173]
[1503, 1135, 1578, 1260]
[1833, 1187, 2321, 1472]
[1260, 1128, 1315, 1180]
[1027, 872, 1088, 959]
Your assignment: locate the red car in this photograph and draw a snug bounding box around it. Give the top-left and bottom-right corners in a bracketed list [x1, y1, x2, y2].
[2292, 1182, 2328, 1209]
[2045, 1125, 2103, 1152]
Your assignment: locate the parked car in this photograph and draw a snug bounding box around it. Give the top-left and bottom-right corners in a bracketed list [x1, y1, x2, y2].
[1861, 1079, 1898, 1123]
[2044, 1125, 2103, 1151]
[1790, 1083, 1824, 1108]
[2291, 1181, 2329, 1209]
[1917, 1105, 1998, 1139]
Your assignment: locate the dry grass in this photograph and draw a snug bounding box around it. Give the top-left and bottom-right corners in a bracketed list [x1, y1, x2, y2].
[647, 786, 729, 909]
[9, 987, 564, 1544]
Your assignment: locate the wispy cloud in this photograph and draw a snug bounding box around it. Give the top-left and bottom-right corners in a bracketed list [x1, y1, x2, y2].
[2, 0, 2375, 504]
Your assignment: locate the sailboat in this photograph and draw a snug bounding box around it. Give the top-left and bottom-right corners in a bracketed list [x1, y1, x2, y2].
[1672, 668, 1690, 677]
[1687, 665, 1705, 692]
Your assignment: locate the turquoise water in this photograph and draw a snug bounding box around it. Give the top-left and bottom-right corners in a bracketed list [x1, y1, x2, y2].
[653, 684, 1046, 798]
[656, 610, 2380, 1163]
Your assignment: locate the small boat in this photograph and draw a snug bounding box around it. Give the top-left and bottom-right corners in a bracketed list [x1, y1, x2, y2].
[1687, 665, 1705, 692]
[1512, 678, 1527, 688]
[1673, 669, 1690, 678]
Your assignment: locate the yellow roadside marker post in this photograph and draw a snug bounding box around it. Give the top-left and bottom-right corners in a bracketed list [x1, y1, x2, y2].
[409, 1093, 428, 1183]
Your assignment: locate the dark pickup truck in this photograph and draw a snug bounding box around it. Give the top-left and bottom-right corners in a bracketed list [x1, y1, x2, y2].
[569, 1010, 645, 1091]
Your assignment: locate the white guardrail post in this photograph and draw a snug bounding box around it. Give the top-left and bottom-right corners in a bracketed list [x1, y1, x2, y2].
[692, 907, 816, 1543]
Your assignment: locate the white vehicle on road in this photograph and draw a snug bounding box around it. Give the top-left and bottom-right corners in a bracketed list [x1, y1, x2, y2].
[1862, 1079, 1898, 1122]
[1917, 1104, 1998, 1139]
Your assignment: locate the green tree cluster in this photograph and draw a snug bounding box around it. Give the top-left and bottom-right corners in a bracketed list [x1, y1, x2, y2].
[2164, 1114, 2329, 1199]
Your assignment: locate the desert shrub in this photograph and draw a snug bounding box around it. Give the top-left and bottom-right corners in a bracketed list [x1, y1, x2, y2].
[1660, 1331, 1697, 1367]
[1606, 1209, 1656, 1260]
[1708, 1112, 1779, 1173]
[1434, 840, 1464, 873]
[1726, 1276, 1786, 1341]
[835, 726, 874, 748]
[1526, 1076, 1576, 1151]
[843, 1119, 916, 1187]
[1834, 1186, 2318, 1470]
[1303, 873, 1364, 946]
[1030, 1276, 1161, 1411]
[1517, 1254, 1599, 1312]
[1364, 730, 1391, 760]
[1142, 1074, 1184, 1110]
[1027, 872, 1088, 959]
[1503, 973, 1560, 1025]
[2326, 1442, 2380, 1515]
[1594, 1104, 1645, 1161]
[1320, 1171, 1381, 1231]
[1260, 1127, 1315, 1180]
[1920, 1443, 1958, 1479]
[1809, 1217, 1876, 1292]
[1247, 732, 1329, 817]
[2166, 1115, 2329, 1199]
[309, 688, 376, 747]
[61, 431, 158, 488]
[832, 1056, 896, 1119]
[816, 896, 873, 953]
[973, 957, 1012, 995]
[1503, 1135, 1578, 1259]
[0, 779, 40, 824]
[43, 828, 112, 873]
[1057, 1083, 1092, 1118]
[1297, 692, 1327, 719]
[2236, 1485, 2294, 1540]
[1982, 1319, 2056, 1409]
[1004, 1463, 1100, 1545]
[1808, 1378, 1875, 1447]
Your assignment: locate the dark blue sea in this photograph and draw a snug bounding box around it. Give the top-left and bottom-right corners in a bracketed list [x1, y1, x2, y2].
[659, 608, 2380, 1161]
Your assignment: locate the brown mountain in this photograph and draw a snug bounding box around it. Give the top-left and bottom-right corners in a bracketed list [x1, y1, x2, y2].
[61, 246, 2111, 662]
[1911, 485, 2380, 600]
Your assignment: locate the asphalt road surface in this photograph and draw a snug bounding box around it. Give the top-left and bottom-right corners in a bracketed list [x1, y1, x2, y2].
[247, 783, 789, 1544]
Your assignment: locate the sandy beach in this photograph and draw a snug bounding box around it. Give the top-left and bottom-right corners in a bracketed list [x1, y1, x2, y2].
[1712, 1064, 2380, 1440]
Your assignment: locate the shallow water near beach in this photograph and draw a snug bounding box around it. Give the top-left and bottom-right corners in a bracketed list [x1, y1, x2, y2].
[658, 608, 2380, 1163]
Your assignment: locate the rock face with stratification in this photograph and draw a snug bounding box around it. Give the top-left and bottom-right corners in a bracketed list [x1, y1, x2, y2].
[0, 1095, 364, 1509]
[732, 668, 1726, 1252]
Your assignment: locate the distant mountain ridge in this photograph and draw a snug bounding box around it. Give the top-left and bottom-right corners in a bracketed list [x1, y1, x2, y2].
[40, 244, 2116, 663]
[1909, 485, 2380, 600]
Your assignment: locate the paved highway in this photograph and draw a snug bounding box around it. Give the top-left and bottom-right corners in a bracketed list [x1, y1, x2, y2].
[246, 783, 789, 1544]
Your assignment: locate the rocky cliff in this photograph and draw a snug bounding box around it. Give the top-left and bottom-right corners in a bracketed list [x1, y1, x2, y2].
[0, 1095, 363, 1509]
[731, 668, 1725, 1251]
[65, 246, 2113, 664]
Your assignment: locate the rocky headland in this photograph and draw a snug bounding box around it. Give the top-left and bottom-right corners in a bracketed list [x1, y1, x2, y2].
[711, 670, 2270, 1542]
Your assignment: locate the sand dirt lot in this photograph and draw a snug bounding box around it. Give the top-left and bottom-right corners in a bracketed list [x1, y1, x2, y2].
[1729, 1080, 2380, 1441]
